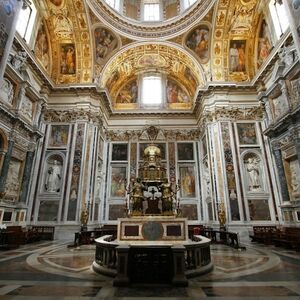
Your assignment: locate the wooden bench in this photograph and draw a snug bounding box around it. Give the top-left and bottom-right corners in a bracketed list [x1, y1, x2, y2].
[0, 226, 26, 249]
[29, 226, 55, 241]
[249, 226, 277, 245]
[273, 227, 300, 250]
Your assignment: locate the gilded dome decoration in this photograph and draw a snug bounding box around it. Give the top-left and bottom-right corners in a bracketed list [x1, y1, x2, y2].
[86, 0, 217, 40]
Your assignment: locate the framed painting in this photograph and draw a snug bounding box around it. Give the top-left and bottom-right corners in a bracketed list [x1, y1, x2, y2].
[229, 40, 246, 73]
[60, 44, 76, 75]
[49, 125, 69, 147]
[110, 166, 127, 198]
[177, 143, 194, 161]
[112, 144, 128, 161]
[179, 165, 196, 198]
[237, 123, 257, 145]
[139, 143, 166, 160]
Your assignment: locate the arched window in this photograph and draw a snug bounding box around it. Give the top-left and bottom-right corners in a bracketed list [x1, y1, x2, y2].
[105, 0, 120, 11]
[269, 0, 289, 39]
[143, 1, 160, 21]
[183, 0, 197, 10]
[16, 1, 37, 43]
[141, 75, 163, 106]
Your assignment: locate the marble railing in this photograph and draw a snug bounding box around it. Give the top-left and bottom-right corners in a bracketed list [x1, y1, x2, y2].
[93, 234, 212, 282]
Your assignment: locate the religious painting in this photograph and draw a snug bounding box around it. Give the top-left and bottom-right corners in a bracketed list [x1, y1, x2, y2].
[237, 123, 257, 145]
[34, 23, 50, 71]
[116, 79, 138, 103]
[177, 143, 194, 161]
[139, 143, 166, 160]
[137, 54, 168, 68]
[110, 166, 127, 197]
[166, 80, 189, 104]
[112, 144, 128, 161]
[95, 27, 118, 63]
[229, 40, 246, 73]
[106, 69, 120, 90]
[60, 44, 76, 74]
[179, 166, 196, 198]
[49, 125, 69, 147]
[185, 25, 210, 63]
[49, 0, 63, 6]
[257, 19, 272, 69]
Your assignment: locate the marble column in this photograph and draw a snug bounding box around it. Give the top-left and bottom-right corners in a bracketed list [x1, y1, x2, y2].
[0, 0, 24, 83]
[19, 146, 35, 203]
[0, 139, 14, 195]
[273, 148, 290, 202]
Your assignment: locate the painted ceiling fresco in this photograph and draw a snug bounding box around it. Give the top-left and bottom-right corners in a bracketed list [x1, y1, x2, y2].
[31, 0, 276, 111]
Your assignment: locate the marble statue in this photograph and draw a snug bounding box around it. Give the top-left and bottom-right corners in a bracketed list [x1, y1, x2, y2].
[45, 160, 62, 192]
[245, 156, 261, 191]
[0, 78, 14, 103]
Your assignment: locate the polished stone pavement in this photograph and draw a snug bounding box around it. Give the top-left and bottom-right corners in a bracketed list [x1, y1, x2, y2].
[0, 240, 299, 299]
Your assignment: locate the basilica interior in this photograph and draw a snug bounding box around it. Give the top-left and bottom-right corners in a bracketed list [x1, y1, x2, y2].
[0, 0, 299, 299]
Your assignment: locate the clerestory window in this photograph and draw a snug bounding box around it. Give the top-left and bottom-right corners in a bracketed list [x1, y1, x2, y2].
[269, 0, 289, 39]
[144, 3, 160, 21]
[141, 75, 163, 106]
[16, 1, 37, 43]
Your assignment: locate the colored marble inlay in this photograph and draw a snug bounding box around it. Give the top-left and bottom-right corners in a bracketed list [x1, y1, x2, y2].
[67, 124, 85, 221]
[221, 122, 240, 221]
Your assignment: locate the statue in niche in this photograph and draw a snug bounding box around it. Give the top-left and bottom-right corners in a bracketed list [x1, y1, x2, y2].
[245, 156, 261, 191]
[290, 160, 300, 194]
[45, 160, 62, 192]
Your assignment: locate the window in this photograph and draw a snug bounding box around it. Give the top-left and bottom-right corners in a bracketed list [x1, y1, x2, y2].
[141, 75, 163, 105]
[269, 0, 289, 38]
[105, 0, 120, 11]
[144, 3, 160, 21]
[183, 0, 197, 10]
[16, 2, 37, 43]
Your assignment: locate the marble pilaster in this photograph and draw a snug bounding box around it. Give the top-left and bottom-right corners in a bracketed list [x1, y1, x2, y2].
[0, 139, 14, 194]
[19, 148, 35, 203]
[273, 148, 290, 202]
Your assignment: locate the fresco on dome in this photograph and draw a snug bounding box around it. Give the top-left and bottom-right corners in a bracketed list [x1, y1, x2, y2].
[34, 23, 50, 71]
[116, 79, 138, 104]
[95, 27, 118, 63]
[137, 54, 168, 68]
[186, 25, 210, 63]
[49, 0, 63, 6]
[229, 40, 246, 73]
[257, 19, 272, 69]
[166, 80, 189, 104]
[60, 44, 76, 75]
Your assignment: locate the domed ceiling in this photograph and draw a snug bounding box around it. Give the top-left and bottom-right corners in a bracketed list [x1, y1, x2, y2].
[33, 0, 273, 113]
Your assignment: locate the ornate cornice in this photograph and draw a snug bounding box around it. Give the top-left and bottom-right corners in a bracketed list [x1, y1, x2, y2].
[105, 127, 201, 142]
[87, 0, 217, 40]
[0, 102, 43, 141]
[44, 108, 103, 125]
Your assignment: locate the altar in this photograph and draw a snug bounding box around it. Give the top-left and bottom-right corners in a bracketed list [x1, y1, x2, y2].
[93, 144, 213, 285]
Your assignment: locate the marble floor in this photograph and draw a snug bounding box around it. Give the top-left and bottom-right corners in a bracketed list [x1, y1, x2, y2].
[0, 240, 299, 299]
